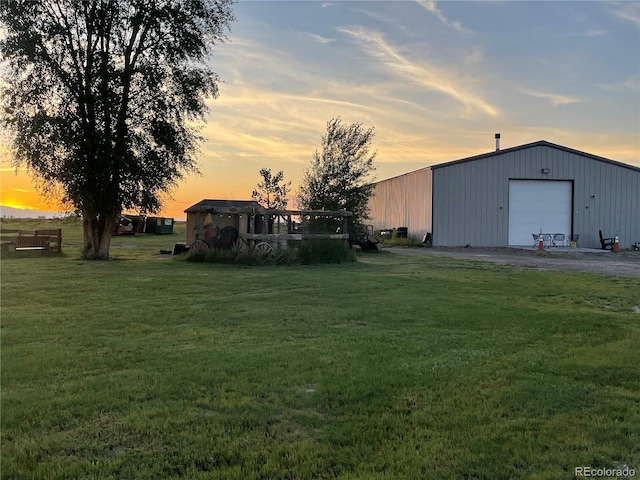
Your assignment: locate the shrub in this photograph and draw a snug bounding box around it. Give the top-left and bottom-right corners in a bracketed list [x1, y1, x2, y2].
[186, 245, 239, 264]
[376, 230, 426, 247]
[186, 239, 354, 266]
[381, 236, 424, 247]
[300, 238, 354, 265]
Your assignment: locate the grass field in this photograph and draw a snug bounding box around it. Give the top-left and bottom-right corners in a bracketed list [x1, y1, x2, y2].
[2, 218, 639, 479]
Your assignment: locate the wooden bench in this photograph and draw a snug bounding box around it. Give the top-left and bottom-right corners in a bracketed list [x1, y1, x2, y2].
[0, 228, 62, 255]
[15, 235, 50, 254]
[34, 229, 62, 253]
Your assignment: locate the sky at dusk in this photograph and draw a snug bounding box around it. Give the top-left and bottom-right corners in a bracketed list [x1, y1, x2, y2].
[1, 0, 639, 219]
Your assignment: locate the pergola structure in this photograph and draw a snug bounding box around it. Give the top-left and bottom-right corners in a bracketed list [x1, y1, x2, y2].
[184, 199, 352, 255]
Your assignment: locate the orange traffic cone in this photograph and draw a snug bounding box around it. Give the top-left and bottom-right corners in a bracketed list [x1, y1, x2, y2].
[613, 235, 620, 252]
[538, 233, 544, 251]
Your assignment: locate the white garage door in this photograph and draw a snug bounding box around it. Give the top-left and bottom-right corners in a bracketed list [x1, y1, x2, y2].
[508, 180, 572, 246]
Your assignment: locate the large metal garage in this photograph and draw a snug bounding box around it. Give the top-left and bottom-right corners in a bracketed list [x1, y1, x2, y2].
[368, 140, 640, 249]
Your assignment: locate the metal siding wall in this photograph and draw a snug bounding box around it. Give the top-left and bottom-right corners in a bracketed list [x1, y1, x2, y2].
[433, 145, 640, 247]
[368, 168, 433, 237]
[405, 170, 433, 236]
[433, 157, 508, 246]
[579, 158, 640, 248]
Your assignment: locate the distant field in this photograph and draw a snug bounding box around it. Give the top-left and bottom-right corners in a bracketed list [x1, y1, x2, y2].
[1, 218, 639, 479]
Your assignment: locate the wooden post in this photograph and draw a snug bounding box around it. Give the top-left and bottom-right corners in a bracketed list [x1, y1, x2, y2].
[195, 212, 206, 241]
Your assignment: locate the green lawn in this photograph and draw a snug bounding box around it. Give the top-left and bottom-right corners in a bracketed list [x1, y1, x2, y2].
[1, 219, 639, 479]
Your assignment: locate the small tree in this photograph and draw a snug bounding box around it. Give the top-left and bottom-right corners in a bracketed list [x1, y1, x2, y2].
[298, 117, 376, 233]
[251, 168, 291, 210]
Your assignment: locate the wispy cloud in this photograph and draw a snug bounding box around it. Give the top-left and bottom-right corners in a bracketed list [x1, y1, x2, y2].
[608, 2, 640, 25]
[556, 29, 607, 38]
[306, 33, 335, 45]
[521, 88, 582, 106]
[415, 0, 467, 32]
[321, 2, 334, 8]
[351, 7, 410, 34]
[597, 74, 640, 92]
[337, 25, 499, 117]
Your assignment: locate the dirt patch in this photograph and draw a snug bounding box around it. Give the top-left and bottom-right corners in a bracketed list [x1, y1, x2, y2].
[385, 247, 640, 278]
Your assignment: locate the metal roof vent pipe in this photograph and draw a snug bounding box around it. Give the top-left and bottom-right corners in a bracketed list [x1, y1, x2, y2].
[495, 133, 501, 151]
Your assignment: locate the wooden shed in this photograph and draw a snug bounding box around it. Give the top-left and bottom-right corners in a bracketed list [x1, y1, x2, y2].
[184, 199, 266, 246]
[184, 199, 352, 254]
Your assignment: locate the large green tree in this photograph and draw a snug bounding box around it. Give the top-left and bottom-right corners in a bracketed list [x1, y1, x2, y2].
[0, 0, 235, 259]
[298, 117, 377, 233]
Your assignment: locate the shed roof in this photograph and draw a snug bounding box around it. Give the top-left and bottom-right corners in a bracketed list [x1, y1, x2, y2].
[184, 199, 265, 214]
[430, 140, 640, 173]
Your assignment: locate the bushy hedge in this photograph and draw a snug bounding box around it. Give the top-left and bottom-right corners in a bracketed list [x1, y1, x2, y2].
[186, 239, 355, 266]
[300, 238, 354, 264]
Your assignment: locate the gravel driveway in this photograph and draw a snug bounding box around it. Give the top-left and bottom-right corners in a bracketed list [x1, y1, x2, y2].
[385, 246, 640, 278]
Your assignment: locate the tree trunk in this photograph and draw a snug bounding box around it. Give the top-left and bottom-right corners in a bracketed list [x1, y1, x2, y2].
[82, 209, 116, 260]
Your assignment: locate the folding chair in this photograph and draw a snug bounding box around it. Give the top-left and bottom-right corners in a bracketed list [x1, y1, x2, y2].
[571, 234, 580, 248]
[532, 233, 539, 247]
[552, 234, 566, 247]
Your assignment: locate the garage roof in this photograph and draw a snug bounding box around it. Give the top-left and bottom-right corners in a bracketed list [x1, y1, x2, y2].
[430, 140, 640, 173]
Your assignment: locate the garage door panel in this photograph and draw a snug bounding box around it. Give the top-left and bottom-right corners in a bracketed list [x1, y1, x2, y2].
[508, 180, 572, 245]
